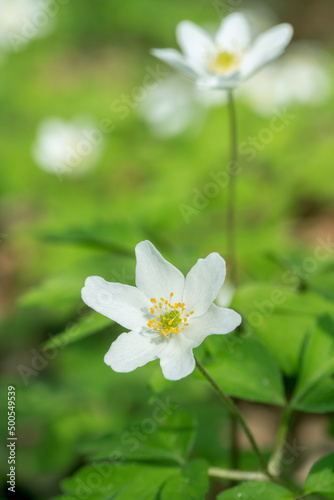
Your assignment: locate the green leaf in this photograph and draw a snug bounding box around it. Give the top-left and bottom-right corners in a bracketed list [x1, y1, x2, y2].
[216, 481, 294, 500]
[41, 221, 143, 255]
[291, 315, 334, 410]
[293, 376, 334, 413]
[204, 337, 285, 406]
[234, 283, 334, 375]
[309, 263, 334, 302]
[19, 275, 82, 310]
[51, 496, 74, 500]
[88, 411, 196, 466]
[42, 311, 112, 350]
[60, 462, 177, 500]
[56, 414, 199, 500]
[304, 453, 334, 499]
[160, 459, 209, 500]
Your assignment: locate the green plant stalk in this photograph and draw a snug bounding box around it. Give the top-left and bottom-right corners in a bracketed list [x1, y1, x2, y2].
[268, 408, 293, 476]
[229, 411, 239, 472]
[226, 88, 239, 473]
[209, 467, 301, 496]
[195, 357, 267, 471]
[209, 467, 270, 482]
[227, 89, 238, 285]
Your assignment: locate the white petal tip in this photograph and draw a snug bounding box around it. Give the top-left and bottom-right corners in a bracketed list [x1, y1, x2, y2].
[103, 347, 129, 373]
[278, 23, 294, 44]
[81, 276, 99, 303]
[160, 364, 196, 381]
[135, 240, 153, 259]
[150, 48, 162, 56]
[235, 312, 242, 327]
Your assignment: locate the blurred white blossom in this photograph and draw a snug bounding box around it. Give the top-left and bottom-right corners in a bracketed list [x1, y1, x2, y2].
[239, 42, 332, 116]
[152, 13, 293, 90]
[0, 0, 55, 53]
[215, 281, 235, 308]
[138, 75, 226, 138]
[32, 117, 104, 177]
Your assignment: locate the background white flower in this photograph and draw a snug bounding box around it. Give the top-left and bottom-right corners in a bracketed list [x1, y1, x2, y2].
[239, 41, 332, 116]
[0, 0, 55, 54]
[151, 12, 293, 90]
[32, 117, 104, 177]
[82, 241, 241, 381]
[138, 75, 227, 138]
[215, 281, 235, 308]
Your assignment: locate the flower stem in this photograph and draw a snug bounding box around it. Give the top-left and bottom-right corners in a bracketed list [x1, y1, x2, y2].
[227, 89, 238, 286]
[209, 467, 270, 482]
[195, 357, 267, 470]
[268, 408, 293, 477]
[229, 412, 239, 472]
[226, 89, 239, 475]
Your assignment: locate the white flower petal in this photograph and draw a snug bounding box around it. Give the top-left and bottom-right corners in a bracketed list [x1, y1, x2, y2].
[215, 13, 251, 51]
[241, 23, 293, 79]
[184, 303, 241, 348]
[159, 334, 195, 380]
[81, 276, 150, 331]
[176, 20, 215, 63]
[104, 331, 163, 373]
[135, 241, 185, 302]
[183, 253, 226, 317]
[151, 48, 199, 79]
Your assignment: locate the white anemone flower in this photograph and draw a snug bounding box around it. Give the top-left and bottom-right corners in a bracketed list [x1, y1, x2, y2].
[138, 76, 202, 138]
[82, 241, 241, 381]
[138, 75, 226, 138]
[0, 0, 54, 53]
[32, 117, 104, 177]
[151, 12, 293, 90]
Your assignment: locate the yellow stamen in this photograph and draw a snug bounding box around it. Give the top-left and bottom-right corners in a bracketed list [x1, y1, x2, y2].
[147, 292, 193, 339]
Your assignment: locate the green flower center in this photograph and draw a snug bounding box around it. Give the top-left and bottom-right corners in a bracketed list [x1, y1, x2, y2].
[160, 309, 181, 330]
[147, 293, 194, 338]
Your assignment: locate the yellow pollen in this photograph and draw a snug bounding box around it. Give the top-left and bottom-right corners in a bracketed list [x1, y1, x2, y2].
[147, 292, 192, 339]
[208, 50, 240, 75]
